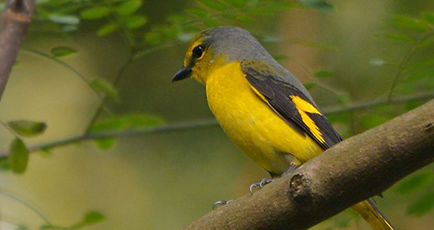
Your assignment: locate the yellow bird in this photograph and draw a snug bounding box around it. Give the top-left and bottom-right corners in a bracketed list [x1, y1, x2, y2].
[173, 26, 394, 230]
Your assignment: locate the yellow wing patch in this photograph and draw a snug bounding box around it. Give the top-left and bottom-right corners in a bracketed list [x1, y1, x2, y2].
[290, 96, 325, 144]
[250, 85, 267, 101]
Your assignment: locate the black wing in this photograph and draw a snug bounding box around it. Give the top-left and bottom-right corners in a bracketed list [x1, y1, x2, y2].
[241, 60, 342, 149]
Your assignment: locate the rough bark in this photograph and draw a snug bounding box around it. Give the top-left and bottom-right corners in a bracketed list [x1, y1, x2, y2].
[183, 99, 434, 230]
[0, 0, 35, 101]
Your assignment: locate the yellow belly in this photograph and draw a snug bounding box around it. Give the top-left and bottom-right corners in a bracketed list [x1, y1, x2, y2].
[205, 62, 323, 175]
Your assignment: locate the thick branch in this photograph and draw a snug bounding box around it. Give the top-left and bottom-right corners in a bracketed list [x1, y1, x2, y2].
[0, 0, 35, 101]
[183, 99, 434, 230]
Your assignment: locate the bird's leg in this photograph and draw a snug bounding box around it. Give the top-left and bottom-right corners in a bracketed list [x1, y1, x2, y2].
[281, 163, 299, 176]
[249, 163, 299, 194]
[213, 199, 233, 210]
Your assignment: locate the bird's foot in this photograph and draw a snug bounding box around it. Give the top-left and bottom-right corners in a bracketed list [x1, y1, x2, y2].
[213, 199, 233, 210]
[249, 178, 274, 194]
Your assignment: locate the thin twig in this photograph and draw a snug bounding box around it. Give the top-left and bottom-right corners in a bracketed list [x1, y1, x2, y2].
[387, 45, 416, 101]
[132, 41, 179, 61]
[0, 189, 52, 224]
[0, 119, 218, 158]
[0, 92, 432, 158]
[325, 91, 434, 114]
[21, 48, 105, 102]
[288, 55, 341, 96]
[387, 32, 434, 101]
[84, 55, 134, 133]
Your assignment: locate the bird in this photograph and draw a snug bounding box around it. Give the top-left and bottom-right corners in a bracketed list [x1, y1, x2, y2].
[172, 26, 394, 230]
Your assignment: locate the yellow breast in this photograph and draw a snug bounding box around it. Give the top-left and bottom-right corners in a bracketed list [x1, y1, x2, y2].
[205, 61, 323, 175]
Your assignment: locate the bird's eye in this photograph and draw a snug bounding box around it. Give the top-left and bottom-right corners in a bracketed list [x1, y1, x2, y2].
[192, 45, 204, 59]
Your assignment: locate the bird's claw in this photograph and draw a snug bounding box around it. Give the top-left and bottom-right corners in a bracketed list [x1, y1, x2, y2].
[249, 178, 273, 194]
[213, 199, 233, 210]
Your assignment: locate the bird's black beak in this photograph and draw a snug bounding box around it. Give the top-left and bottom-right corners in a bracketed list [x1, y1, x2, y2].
[172, 67, 192, 82]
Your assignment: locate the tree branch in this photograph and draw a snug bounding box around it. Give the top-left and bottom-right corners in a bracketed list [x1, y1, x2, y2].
[183, 99, 434, 230]
[0, 0, 36, 101]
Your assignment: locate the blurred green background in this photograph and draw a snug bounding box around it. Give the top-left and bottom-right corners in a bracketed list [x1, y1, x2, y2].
[0, 0, 434, 229]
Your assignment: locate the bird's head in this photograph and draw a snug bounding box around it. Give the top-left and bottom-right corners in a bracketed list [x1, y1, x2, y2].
[172, 26, 272, 84]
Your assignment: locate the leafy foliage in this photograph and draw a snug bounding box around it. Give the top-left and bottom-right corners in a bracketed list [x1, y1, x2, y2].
[7, 120, 47, 137]
[40, 211, 106, 229]
[406, 191, 434, 216]
[300, 0, 334, 12]
[90, 77, 120, 103]
[89, 114, 165, 133]
[394, 171, 434, 195]
[8, 138, 29, 174]
[374, 12, 434, 98]
[50, 46, 77, 58]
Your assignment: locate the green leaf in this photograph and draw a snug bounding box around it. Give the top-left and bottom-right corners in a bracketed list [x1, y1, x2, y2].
[8, 120, 47, 137]
[406, 58, 434, 82]
[202, 16, 221, 27]
[89, 114, 164, 133]
[405, 101, 423, 111]
[117, 0, 142, 16]
[222, 0, 247, 7]
[418, 36, 434, 48]
[300, 0, 334, 12]
[8, 138, 29, 174]
[272, 55, 288, 61]
[97, 23, 118, 37]
[82, 211, 106, 225]
[89, 118, 125, 133]
[247, 2, 293, 16]
[0, 159, 10, 171]
[80, 6, 111, 20]
[90, 77, 120, 102]
[421, 12, 434, 24]
[406, 191, 434, 216]
[394, 172, 434, 195]
[360, 115, 391, 129]
[50, 46, 77, 58]
[198, 0, 226, 11]
[378, 32, 415, 43]
[126, 114, 164, 127]
[406, 67, 434, 82]
[49, 14, 80, 25]
[313, 70, 333, 78]
[233, 14, 253, 23]
[388, 15, 430, 32]
[186, 7, 208, 18]
[94, 138, 117, 150]
[144, 31, 163, 46]
[304, 83, 315, 90]
[336, 93, 350, 106]
[407, 58, 434, 71]
[38, 147, 52, 157]
[144, 24, 179, 46]
[44, 211, 105, 230]
[125, 15, 147, 29]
